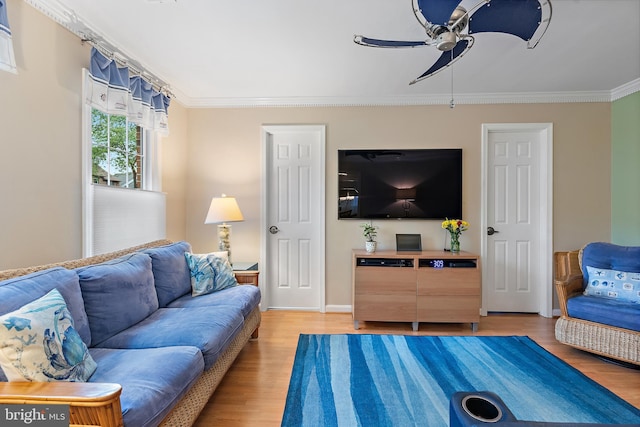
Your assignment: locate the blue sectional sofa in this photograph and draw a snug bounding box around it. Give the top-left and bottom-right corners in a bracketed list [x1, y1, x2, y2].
[554, 242, 639, 365]
[0, 240, 261, 427]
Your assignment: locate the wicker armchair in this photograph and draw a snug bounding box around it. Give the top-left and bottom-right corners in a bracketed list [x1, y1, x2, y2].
[554, 250, 640, 365]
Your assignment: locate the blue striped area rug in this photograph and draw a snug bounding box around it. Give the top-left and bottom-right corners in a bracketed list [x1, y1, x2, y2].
[281, 335, 640, 427]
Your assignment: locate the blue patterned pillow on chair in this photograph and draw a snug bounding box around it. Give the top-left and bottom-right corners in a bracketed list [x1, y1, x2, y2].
[0, 288, 97, 382]
[184, 252, 238, 296]
[584, 266, 640, 304]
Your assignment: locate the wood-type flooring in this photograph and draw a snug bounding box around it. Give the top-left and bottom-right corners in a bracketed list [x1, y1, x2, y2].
[193, 311, 640, 426]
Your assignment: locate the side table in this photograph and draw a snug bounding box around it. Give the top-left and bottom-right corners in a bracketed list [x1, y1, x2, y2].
[233, 262, 259, 287]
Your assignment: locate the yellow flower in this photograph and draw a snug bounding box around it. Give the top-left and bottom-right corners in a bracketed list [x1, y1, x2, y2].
[441, 218, 469, 234]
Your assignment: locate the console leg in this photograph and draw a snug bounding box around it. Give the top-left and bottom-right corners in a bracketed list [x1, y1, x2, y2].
[471, 322, 478, 332]
[354, 320, 359, 330]
[412, 322, 419, 332]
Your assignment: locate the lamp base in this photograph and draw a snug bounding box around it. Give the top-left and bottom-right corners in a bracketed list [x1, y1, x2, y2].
[217, 223, 233, 265]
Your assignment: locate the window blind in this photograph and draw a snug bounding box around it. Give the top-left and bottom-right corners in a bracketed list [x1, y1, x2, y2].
[90, 185, 166, 256]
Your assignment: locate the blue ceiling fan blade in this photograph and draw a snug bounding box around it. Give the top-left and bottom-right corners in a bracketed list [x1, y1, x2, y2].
[415, 0, 462, 25]
[354, 35, 428, 48]
[468, 0, 543, 43]
[410, 37, 473, 84]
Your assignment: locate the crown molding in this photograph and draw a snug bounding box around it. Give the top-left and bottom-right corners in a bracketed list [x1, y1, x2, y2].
[611, 78, 640, 101]
[176, 89, 617, 109]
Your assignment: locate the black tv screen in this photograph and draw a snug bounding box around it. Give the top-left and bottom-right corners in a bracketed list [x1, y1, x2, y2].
[338, 149, 462, 219]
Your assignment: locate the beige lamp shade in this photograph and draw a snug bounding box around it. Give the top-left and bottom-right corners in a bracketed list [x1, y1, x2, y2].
[204, 195, 244, 224]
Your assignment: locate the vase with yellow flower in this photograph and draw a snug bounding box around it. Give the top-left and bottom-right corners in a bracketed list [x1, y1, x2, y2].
[442, 218, 469, 253]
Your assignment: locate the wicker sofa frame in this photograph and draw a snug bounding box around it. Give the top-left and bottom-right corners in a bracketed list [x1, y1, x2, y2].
[0, 240, 261, 426]
[554, 250, 639, 366]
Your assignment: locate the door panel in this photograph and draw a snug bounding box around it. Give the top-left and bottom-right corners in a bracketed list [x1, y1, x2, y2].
[262, 125, 325, 311]
[486, 131, 539, 312]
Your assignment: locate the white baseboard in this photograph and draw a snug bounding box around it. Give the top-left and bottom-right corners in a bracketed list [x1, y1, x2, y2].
[325, 305, 352, 313]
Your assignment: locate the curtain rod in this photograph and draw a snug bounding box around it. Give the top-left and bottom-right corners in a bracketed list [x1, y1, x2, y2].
[24, 0, 173, 97]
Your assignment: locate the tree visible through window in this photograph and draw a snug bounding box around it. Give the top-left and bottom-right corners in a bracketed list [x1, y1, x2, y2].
[91, 108, 144, 189]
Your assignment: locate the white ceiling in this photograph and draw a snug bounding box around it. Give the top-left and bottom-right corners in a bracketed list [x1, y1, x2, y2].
[37, 0, 640, 107]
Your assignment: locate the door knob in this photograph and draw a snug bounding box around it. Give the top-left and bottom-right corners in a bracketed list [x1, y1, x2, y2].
[269, 226, 279, 234]
[487, 226, 499, 236]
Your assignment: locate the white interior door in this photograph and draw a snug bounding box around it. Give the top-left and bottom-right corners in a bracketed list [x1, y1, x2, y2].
[481, 124, 553, 317]
[261, 125, 325, 311]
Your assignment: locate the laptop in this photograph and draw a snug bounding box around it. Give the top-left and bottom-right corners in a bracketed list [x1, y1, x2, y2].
[396, 234, 422, 252]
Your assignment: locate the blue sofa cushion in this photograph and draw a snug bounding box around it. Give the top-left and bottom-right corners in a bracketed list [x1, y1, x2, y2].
[581, 242, 640, 288]
[94, 306, 244, 370]
[567, 295, 640, 331]
[167, 284, 261, 318]
[142, 241, 193, 307]
[76, 253, 158, 346]
[89, 346, 203, 427]
[0, 267, 91, 347]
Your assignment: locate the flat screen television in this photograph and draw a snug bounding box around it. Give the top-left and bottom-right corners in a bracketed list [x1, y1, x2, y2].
[338, 149, 462, 220]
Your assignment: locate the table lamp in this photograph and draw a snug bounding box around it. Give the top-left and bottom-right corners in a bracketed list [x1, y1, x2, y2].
[204, 194, 244, 265]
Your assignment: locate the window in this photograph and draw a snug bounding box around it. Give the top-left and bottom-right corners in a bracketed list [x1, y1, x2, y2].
[91, 109, 145, 189]
[82, 52, 169, 257]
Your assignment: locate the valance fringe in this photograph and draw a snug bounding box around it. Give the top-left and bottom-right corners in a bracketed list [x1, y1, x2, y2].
[86, 48, 170, 135]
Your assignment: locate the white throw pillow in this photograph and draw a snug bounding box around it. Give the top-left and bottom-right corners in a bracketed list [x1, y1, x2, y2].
[584, 266, 640, 304]
[0, 288, 97, 382]
[184, 252, 238, 297]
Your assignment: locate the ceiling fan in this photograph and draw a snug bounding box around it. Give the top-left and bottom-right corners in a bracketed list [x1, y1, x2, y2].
[354, 0, 552, 85]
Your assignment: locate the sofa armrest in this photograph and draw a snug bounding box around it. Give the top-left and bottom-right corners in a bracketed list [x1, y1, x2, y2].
[554, 250, 584, 317]
[0, 382, 123, 427]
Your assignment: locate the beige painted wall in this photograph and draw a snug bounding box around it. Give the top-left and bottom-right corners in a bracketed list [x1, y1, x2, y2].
[186, 103, 611, 308]
[0, 0, 89, 268]
[0, 1, 188, 269]
[162, 101, 189, 242]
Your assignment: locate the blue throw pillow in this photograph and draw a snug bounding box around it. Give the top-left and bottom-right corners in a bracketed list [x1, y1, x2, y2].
[0, 289, 97, 382]
[184, 252, 238, 296]
[584, 266, 640, 304]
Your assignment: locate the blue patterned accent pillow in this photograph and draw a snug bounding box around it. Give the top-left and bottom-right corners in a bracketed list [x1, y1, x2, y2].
[584, 266, 640, 304]
[184, 252, 238, 296]
[0, 289, 97, 382]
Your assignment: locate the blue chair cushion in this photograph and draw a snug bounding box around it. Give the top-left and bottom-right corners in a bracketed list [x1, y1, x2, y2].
[167, 284, 261, 318]
[89, 346, 203, 427]
[76, 253, 159, 346]
[142, 241, 193, 307]
[93, 306, 244, 370]
[581, 242, 640, 288]
[567, 295, 640, 332]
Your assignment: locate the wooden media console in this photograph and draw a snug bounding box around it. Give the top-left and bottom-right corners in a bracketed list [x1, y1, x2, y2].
[352, 250, 481, 331]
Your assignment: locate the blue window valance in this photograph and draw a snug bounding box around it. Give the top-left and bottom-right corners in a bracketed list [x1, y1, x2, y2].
[85, 48, 170, 135]
[0, 0, 17, 74]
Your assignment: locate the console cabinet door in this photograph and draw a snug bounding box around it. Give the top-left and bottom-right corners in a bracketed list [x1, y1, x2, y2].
[417, 268, 480, 323]
[354, 268, 416, 322]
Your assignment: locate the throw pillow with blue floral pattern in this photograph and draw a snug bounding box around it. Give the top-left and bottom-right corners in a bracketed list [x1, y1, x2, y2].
[184, 252, 238, 296]
[0, 288, 97, 382]
[584, 266, 640, 304]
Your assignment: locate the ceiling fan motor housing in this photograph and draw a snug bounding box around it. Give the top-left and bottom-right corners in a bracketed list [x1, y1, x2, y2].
[437, 31, 457, 51]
